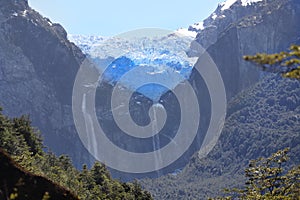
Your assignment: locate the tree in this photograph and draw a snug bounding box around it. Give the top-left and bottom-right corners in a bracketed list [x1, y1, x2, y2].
[91, 162, 111, 186]
[244, 45, 300, 79]
[12, 115, 43, 155]
[212, 148, 300, 199]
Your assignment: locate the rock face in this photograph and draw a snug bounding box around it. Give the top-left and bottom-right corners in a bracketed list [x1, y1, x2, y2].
[191, 0, 300, 99]
[0, 0, 92, 167]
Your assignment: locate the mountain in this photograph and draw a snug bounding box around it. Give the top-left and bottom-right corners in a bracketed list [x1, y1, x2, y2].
[71, 33, 206, 179]
[0, 0, 299, 191]
[138, 0, 300, 198]
[0, 0, 93, 167]
[71, 0, 300, 101]
[69, 0, 300, 181]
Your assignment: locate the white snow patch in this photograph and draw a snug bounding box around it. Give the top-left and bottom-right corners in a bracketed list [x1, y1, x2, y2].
[21, 10, 28, 17]
[191, 21, 205, 31]
[30, 19, 37, 26]
[12, 12, 18, 17]
[241, 0, 263, 6]
[220, 0, 237, 10]
[212, 13, 218, 20]
[220, 0, 262, 10]
[175, 28, 197, 38]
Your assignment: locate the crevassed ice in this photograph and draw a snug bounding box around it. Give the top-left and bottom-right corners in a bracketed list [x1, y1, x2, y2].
[70, 34, 198, 101]
[68, 35, 107, 54]
[94, 35, 197, 102]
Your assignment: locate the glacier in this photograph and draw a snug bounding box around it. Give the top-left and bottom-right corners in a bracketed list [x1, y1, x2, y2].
[70, 34, 198, 102]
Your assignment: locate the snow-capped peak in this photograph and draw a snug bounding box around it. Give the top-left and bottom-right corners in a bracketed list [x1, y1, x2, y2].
[220, 0, 263, 11]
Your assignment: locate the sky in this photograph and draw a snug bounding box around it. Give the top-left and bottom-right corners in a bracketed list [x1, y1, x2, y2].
[28, 0, 224, 36]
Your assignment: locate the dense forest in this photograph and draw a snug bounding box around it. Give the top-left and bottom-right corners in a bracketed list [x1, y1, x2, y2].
[0, 107, 152, 200]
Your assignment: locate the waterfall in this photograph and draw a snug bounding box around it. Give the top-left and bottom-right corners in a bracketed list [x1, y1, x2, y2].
[82, 94, 99, 157]
[151, 104, 163, 176]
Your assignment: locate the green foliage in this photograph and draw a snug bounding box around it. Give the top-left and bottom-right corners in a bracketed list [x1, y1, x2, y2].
[0, 107, 152, 200]
[244, 45, 300, 79]
[212, 148, 300, 199]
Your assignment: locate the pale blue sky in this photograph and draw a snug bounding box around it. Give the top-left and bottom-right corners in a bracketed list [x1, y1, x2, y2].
[29, 0, 223, 36]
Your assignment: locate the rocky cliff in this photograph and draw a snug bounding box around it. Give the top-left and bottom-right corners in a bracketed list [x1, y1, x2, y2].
[0, 0, 92, 167]
[189, 0, 300, 99]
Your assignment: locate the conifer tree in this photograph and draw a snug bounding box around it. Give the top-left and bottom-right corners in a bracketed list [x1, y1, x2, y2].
[212, 148, 300, 199]
[244, 45, 300, 79]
